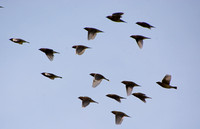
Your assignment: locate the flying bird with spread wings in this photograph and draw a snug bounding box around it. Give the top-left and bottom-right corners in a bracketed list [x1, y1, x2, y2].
[39, 48, 59, 61]
[84, 27, 103, 40]
[111, 111, 130, 125]
[121, 81, 140, 96]
[130, 35, 150, 49]
[107, 12, 126, 23]
[72, 45, 90, 55]
[156, 74, 177, 89]
[90, 73, 109, 88]
[78, 96, 98, 108]
[10, 38, 29, 45]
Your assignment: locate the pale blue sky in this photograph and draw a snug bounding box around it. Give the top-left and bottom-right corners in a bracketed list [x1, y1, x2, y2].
[0, 0, 200, 129]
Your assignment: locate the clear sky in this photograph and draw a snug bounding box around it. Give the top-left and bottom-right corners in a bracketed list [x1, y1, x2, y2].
[1, 0, 200, 129]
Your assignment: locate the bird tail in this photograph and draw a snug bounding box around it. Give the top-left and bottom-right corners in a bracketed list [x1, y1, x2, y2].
[54, 51, 60, 54]
[56, 76, 62, 79]
[105, 78, 109, 81]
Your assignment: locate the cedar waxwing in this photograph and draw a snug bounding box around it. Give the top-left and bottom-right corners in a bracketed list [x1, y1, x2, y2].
[41, 72, 62, 80]
[9, 38, 29, 45]
[136, 22, 155, 29]
[106, 94, 126, 103]
[39, 48, 59, 61]
[111, 111, 130, 125]
[78, 96, 98, 107]
[72, 45, 90, 55]
[130, 35, 150, 49]
[132, 92, 151, 103]
[121, 81, 140, 96]
[90, 73, 109, 88]
[156, 74, 177, 89]
[84, 27, 103, 40]
[106, 12, 126, 23]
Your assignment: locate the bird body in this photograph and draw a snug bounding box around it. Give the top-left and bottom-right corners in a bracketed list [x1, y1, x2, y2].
[130, 35, 150, 49]
[156, 74, 177, 89]
[121, 81, 140, 96]
[72, 45, 90, 55]
[10, 38, 29, 45]
[90, 73, 109, 88]
[132, 92, 151, 103]
[84, 27, 103, 40]
[136, 22, 155, 29]
[111, 111, 130, 125]
[107, 12, 126, 23]
[39, 48, 59, 61]
[41, 72, 62, 80]
[106, 94, 126, 103]
[78, 96, 98, 107]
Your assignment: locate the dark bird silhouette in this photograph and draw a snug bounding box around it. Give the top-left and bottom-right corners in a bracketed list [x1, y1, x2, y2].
[72, 45, 90, 55]
[106, 94, 126, 103]
[9, 38, 29, 45]
[121, 81, 140, 96]
[84, 27, 103, 40]
[130, 35, 150, 49]
[90, 73, 109, 88]
[156, 74, 177, 89]
[136, 22, 155, 29]
[0, 6, 4, 8]
[41, 72, 62, 80]
[106, 12, 126, 23]
[39, 48, 59, 61]
[78, 96, 98, 107]
[111, 111, 130, 125]
[132, 92, 151, 103]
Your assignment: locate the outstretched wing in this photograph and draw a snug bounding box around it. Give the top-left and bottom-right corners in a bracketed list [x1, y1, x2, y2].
[162, 74, 171, 85]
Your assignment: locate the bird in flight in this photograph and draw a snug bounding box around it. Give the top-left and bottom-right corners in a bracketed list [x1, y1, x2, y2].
[136, 22, 155, 29]
[111, 111, 130, 125]
[72, 45, 90, 55]
[132, 92, 151, 103]
[106, 94, 126, 103]
[78, 96, 98, 107]
[121, 81, 140, 96]
[90, 73, 109, 88]
[39, 48, 59, 61]
[41, 72, 62, 80]
[106, 12, 126, 23]
[10, 38, 29, 45]
[130, 35, 150, 49]
[156, 74, 177, 89]
[84, 27, 103, 40]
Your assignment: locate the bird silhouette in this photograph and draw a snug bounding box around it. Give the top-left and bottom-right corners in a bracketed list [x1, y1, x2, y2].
[84, 27, 103, 40]
[72, 45, 90, 55]
[39, 48, 59, 61]
[41, 72, 62, 80]
[121, 81, 140, 96]
[111, 111, 130, 125]
[156, 74, 177, 89]
[90, 73, 109, 88]
[10, 38, 29, 45]
[106, 94, 126, 103]
[106, 12, 126, 23]
[78, 96, 98, 107]
[132, 92, 151, 103]
[136, 22, 155, 29]
[130, 35, 150, 49]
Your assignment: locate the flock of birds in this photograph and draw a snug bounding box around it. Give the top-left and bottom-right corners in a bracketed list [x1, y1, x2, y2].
[9, 12, 177, 125]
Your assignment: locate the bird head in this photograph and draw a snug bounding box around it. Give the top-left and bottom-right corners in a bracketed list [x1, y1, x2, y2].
[90, 73, 95, 77]
[72, 45, 77, 49]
